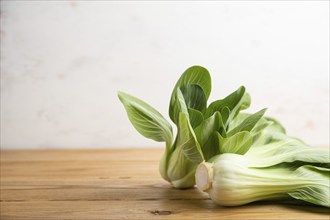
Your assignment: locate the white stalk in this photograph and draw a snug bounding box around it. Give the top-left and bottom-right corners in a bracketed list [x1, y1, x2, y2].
[195, 153, 328, 206]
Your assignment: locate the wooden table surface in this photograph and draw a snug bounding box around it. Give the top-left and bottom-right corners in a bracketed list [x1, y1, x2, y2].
[1, 148, 329, 220]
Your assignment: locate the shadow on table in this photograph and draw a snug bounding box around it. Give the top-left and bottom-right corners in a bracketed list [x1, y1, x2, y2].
[275, 200, 330, 215]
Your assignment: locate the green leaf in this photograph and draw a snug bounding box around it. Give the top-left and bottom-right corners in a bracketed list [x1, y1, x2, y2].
[246, 139, 330, 168]
[195, 112, 224, 146]
[264, 116, 286, 134]
[205, 86, 245, 118]
[202, 132, 220, 161]
[181, 84, 207, 112]
[240, 93, 251, 110]
[117, 91, 173, 146]
[227, 108, 267, 137]
[176, 112, 204, 164]
[194, 112, 224, 160]
[188, 108, 204, 128]
[227, 113, 250, 130]
[171, 88, 189, 125]
[217, 131, 253, 155]
[169, 66, 211, 123]
[251, 117, 271, 134]
[229, 114, 283, 146]
[252, 117, 287, 146]
[289, 165, 330, 207]
[220, 107, 230, 129]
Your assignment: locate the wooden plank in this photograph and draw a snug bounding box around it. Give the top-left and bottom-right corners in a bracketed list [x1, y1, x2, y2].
[1, 149, 329, 219]
[1, 200, 329, 220]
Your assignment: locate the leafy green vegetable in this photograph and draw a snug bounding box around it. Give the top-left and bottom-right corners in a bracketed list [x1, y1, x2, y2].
[119, 66, 266, 188]
[118, 65, 329, 208]
[196, 146, 330, 207]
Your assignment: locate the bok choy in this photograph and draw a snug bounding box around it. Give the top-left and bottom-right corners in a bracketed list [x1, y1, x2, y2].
[194, 107, 329, 207]
[195, 138, 330, 207]
[118, 66, 267, 188]
[118, 65, 329, 207]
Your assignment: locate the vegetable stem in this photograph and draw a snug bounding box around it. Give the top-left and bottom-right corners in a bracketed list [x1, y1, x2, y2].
[196, 161, 213, 192]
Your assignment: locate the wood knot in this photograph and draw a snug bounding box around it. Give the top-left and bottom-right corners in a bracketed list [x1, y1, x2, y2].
[149, 210, 173, 215]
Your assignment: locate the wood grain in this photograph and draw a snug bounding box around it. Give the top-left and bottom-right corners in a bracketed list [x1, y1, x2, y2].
[1, 149, 329, 220]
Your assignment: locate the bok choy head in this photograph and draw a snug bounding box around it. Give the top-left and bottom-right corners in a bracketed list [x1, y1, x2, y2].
[193, 102, 329, 207]
[195, 138, 330, 207]
[118, 66, 267, 188]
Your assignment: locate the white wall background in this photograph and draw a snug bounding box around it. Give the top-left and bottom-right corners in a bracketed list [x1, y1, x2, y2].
[1, 1, 329, 149]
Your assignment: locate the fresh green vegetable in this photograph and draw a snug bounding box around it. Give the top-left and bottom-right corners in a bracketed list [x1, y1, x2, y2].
[195, 139, 330, 207]
[118, 66, 265, 188]
[194, 108, 330, 208]
[118, 65, 329, 207]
